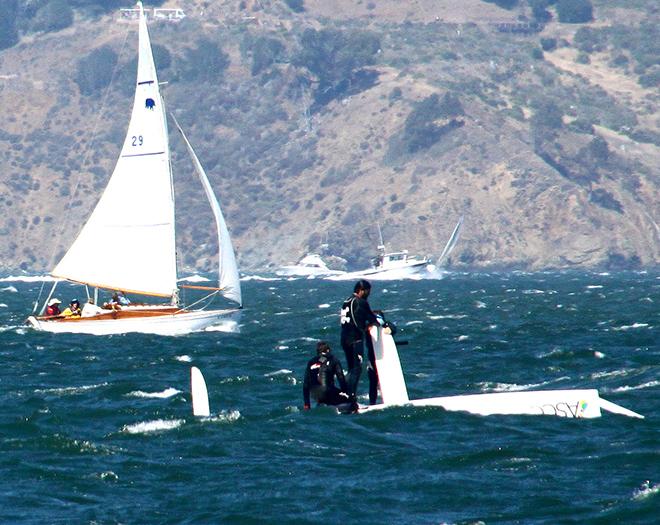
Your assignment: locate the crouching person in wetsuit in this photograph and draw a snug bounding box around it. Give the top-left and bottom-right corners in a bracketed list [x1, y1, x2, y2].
[303, 342, 349, 410]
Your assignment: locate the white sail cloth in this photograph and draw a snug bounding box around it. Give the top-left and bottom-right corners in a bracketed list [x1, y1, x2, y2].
[52, 2, 177, 297]
[171, 115, 242, 306]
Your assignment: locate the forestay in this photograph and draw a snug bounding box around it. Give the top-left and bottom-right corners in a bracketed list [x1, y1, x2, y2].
[52, 3, 177, 298]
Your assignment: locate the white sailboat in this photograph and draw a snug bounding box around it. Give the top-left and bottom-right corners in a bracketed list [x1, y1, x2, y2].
[26, 2, 242, 336]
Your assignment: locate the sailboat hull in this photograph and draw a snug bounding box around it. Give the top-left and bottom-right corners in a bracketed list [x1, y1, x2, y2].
[26, 308, 240, 336]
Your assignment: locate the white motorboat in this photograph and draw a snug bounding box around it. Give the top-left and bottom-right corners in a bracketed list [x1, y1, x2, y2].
[276, 253, 346, 277]
[331, 218, 463, 280]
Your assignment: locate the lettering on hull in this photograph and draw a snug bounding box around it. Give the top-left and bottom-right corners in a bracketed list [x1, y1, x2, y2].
[536, 400, 588, 418]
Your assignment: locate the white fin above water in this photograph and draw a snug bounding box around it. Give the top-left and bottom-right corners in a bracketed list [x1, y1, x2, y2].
[191, 366, 210, 417]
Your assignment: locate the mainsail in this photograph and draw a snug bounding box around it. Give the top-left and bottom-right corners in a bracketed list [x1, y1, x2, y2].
[52, 2, 177, 297]
[437, 216, 464, 265]
[171, 115, 242, 306]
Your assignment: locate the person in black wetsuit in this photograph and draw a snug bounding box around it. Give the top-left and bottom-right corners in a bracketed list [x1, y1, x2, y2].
[340, 279, 380, 408]
[303, 342, 349, 410]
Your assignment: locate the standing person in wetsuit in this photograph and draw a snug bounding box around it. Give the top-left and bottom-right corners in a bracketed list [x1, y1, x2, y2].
[340, 279, 380, 408]
[303, 342, 349, 409]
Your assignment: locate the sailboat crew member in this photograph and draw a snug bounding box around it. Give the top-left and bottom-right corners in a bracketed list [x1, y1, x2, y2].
[340, 280, 380, 409]
[45, 298, 61, 316]
[61, 299, 82, 317]
[303, 342, 349, 409]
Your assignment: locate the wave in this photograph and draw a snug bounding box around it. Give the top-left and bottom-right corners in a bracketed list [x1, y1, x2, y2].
[206, 410, 241, 423]
[1, 285, 18, 292]
[35, 382, 109, 395]
[176, 355, 193, 362]
[220, 375, 249, 384]
[178, 274, 210, 283]
[204, 319, 240, 333]
[478, 378, 566, 392]
[121, 418, 184, 434]
[126, 387, 181, 398]
[610, 380, 660, 393]
[612, 323, 650, 331]
[264, 369, 293, 377]
[240, 274, 281, 281]
[318, 303, 331, 309]
[591, 369, 631, 380]
[632, 480, 659, 501]
[0, 275, 56, 282]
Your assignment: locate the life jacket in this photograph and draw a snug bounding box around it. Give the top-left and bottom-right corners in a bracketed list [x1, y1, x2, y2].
[309, 355, 331, 388]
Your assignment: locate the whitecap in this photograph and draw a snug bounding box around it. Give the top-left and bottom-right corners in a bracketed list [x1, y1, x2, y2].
[594, 351, 605, 359]
[586, 285, 604, 289]
[206, 410, 241, 423]
[1, 285, 17, 293]
[480, 378, 563, 392]
[220, 375, 249, 384]
[121, 419, 184, 434]
[0, 303, 7, 308]
[241, 275, 280, 281]
[178, 274, 210, 283]
[176, 355, 192, 362]
[611, 380, 660, 393]
[613, 323, 649, 331]
[204, 320, 240, 333]
[405, 320, 423, 326]
[591, 369, 631, 380]
[318, 303, 331, 309]
[522, 289, 546, 295]
[0, 275, 56, 282]
[35, 382, 109, 395]
[475, 301, 487, 308]
[632, 480, 658, 500]
[126, 387, 181, 399]
[457, 335, 469, 341]
[277, 345, 289, 350]
[264, 369, 293, 377]
[427, 314, 468, 320]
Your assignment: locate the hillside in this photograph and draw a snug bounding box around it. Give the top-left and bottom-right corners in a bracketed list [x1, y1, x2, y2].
[0, 0, 658, 274]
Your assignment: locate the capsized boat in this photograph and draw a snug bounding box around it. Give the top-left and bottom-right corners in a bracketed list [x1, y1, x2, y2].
[355, 325, 643, 419]
[26, 2, 241, 336]
[276, 253, 346, 277]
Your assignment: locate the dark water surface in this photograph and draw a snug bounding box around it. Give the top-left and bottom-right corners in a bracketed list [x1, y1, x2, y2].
[0, 271, 658, 524]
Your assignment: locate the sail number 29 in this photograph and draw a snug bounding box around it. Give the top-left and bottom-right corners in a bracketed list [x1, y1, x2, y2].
[131, 135, 144, 147]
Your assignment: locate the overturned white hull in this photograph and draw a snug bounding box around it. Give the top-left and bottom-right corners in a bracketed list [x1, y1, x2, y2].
[358, 389, 644, 419]
[357, 325, 644, 419]
[26, 308, 240, 336]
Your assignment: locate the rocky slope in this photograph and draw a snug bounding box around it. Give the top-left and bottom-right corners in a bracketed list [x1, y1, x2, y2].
[0, 0, 657, 274]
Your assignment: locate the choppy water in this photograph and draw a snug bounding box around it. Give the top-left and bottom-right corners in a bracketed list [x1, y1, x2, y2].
[0, 271, 658, 524]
